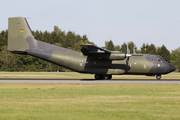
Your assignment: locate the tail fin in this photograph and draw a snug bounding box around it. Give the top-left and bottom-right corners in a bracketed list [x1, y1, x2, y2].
[8, 17, 34, 52]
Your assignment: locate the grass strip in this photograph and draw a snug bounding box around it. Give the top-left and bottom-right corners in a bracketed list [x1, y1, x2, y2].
[0, 84, 180, 120]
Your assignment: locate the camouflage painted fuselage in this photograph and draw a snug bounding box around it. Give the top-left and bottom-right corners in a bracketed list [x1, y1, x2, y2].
[8, 17, 175, 78]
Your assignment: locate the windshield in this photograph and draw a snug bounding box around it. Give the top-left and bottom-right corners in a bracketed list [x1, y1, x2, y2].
[158, 57, 166, 62]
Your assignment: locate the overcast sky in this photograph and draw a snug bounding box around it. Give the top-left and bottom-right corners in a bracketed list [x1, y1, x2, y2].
[1, 0, 180, 51]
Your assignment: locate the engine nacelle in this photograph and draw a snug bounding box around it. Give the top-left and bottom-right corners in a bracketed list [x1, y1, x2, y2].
[96, 53, 131, 60]
[109, 53, 126, 60]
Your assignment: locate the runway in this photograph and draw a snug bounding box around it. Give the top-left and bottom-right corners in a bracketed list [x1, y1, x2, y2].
[0, 79, 180, 84]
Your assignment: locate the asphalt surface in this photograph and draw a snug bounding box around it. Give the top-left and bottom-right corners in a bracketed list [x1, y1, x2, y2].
[0, 79, 180, 84]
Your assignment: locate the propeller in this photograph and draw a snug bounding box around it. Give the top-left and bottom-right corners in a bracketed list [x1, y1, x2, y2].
[133, 44, 136, 54]
[127, 42, 130, 54]
[126, 42, 131, 71]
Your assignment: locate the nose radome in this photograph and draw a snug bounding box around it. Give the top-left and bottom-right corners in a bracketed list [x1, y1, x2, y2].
[169, 64, 176, 72]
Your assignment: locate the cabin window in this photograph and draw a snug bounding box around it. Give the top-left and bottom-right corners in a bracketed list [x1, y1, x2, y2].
[158, 58, 163, 62]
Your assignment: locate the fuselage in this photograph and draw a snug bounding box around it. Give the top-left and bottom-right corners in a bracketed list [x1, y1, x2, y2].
[22, 40, 175, 76]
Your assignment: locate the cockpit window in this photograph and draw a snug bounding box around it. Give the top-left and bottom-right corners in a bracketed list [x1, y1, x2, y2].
[158, 57, 166, 63]
[158, 58, 163, 62]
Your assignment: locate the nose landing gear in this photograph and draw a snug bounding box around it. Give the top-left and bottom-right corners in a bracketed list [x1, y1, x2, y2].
[156, 75, 161, 80]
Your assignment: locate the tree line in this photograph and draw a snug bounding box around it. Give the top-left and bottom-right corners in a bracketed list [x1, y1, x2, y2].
[0, 27, 180, 72]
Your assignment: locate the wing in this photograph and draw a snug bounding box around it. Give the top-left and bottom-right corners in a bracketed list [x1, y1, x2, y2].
[80, 44, 129, 60]
[80, 44, 111, 54]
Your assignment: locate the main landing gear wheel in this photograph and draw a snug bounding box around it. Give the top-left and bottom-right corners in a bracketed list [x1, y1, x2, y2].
[95, 74, 102, 80]
[107, 75, 112, 79]
[103, 75, 112, 80]
[156, 75, 161, 80]
[94, 74, 112, 80]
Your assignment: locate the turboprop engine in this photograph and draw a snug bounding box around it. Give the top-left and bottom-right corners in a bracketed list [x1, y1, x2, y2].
[97, 52, 132, 60]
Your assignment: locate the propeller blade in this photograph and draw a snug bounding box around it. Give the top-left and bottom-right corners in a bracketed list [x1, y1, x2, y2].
[126, 56, 130, 71]
[133, 44, 136, 54]
[127, 42, 130, 54]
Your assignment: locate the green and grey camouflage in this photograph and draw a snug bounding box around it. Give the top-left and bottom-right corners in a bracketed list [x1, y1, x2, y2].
[8, 17, 176, 80]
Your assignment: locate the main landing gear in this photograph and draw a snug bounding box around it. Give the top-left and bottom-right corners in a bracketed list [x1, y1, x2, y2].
[95, 74, 112, 80]
[95, 74, 162, 80]
[156, 75, 161, 80]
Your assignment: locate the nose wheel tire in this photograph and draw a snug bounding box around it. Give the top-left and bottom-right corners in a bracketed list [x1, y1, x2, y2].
[156, 75, 161, 80]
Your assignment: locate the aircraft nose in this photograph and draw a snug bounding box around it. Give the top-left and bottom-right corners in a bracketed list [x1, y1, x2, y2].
[169, 64, 176, 72]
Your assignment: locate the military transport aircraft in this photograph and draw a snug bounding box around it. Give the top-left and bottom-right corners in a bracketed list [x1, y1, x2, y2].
[7, 17, 176, 80]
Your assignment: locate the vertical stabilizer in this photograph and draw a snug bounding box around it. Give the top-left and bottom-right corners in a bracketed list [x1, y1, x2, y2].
[8, 17, 33, 51]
